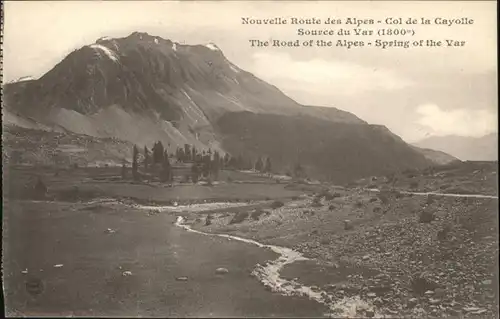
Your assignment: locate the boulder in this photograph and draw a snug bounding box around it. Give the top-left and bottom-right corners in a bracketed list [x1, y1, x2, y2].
[215, 267, 229, 275]
[344, 220, 354, 230]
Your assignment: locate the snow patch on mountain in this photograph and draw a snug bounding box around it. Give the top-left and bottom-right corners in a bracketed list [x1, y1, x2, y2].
[89, 44, 119, 62]
[172, 43, 177, 51]
[205, 43, 219, 51]
[154, 38, 159, 44]
[229, 63, 240, 73]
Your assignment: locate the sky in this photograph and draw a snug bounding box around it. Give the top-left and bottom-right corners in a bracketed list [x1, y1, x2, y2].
[3, 1, 497, 142]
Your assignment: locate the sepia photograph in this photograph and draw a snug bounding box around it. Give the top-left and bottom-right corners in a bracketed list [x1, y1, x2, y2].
[2, 0, 498, 317]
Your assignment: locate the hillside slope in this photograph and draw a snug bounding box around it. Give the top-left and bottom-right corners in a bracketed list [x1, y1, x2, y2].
[216, 112, 431, 183]
[411, 146, 459, 165]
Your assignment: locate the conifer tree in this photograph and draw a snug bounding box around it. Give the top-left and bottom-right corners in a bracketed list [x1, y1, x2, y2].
[132, 145, 139, 181]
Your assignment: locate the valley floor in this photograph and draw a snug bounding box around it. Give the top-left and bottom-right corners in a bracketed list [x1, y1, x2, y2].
[2, 166, 498, 318]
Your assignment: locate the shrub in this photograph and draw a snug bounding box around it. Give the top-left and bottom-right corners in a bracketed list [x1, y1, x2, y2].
[373, 206, 382, 213]
[311, 197, 323, 207]
[354, 201, 363, 208]
[419, 210, 435, 223]
[369, 197, 378, 203]
[437, 224, 452, 241]
[251, 209, 265, 221]
[409, 182, 419, 190]
[344, 220, 354, 230]
[328, 205, 335, 211]
[270, 200, 284, 209]
[291, 196, 299, 200]
[227, 176, 233, 182]
[205, 214, 213, 226]
[377, 193, 390, 205]
[229, 211, 249, 224]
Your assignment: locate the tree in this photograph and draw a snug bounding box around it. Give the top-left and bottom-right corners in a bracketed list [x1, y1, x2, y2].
[236, 155, 244, 170]
[223, 153, 231, 168]
[212, 151, 221, 180]
[201, 152, 211, 177]
[121, 159, 127, 179]
[255, 157, 263, 172]
[191, 146, 196, 164]
[184, 144, 191, 162]
[294, 162, 305, 178]
[264, 157, 272, 173]
[10, 150, 21, 165]
[161, 150, 172, 182]
[191, 164, 200, 183]
[144, 146, 150, 171]
[132, 145, 139, 181]
[152, 141, 164, 164]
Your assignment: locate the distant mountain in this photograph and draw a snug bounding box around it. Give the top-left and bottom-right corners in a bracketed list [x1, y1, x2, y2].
[411, 146, 460, 165]
[413, 133, 498, 161]
[3, 31, 433, 182]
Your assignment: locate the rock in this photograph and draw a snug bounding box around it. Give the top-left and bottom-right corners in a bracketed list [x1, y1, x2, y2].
[122, 271, 133, 276]
[434, 288, 446, 298]
[362, 255, 370, 261]
[325, 284, 337, 291]
[481, 279, 492, 286]
[365, 310, 375, 317]
[344, 220, 353, 230]
[463, 307, 481, 312]
[428, 298, 440, 305]
[471, 309, 487, 315]
[424, 290, 435, 296]
[215, 267, 229, 275]
[407, 298, 418, 308]
[176, 276, 188, 281]
[367, 292, 377, 298]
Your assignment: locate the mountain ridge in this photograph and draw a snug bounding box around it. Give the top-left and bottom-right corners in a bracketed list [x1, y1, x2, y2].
[4, 31, 435, 182]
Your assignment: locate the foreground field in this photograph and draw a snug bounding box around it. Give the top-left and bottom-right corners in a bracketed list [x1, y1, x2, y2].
[2, 199, 326, 317]
[3, 165, 498, 317]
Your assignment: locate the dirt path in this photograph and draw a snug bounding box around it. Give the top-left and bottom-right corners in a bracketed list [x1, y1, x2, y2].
[366, 188, 498, 199]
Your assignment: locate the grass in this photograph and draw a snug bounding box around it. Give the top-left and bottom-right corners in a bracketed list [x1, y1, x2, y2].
[5, 167, 305, 205]
[3, 199, 328, 317]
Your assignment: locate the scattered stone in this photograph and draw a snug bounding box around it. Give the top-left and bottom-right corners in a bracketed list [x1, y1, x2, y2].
[362, 255, 370, 261]
[53, 264, 64, 268]
[105, 228, 116, 234]
[344, 220, 353, 230]
[365, 310, 375, 317]
[481, 279, 492, 286]
[424, 290, 435, 296]
[21, 269, 28, 275]
[215, 267, 229, 275]
[428, 298, 440, 305]
[367, 292, 377, 298]
[325, 284, 337, 291]
[122, 271, 133, 276]
[176, 276, 188, 281]
[407, 297, 418, 308]
[434, 288, 446, 298]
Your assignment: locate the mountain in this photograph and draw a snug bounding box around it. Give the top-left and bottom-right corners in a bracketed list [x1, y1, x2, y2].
[3, 32, 433, 182]
[215, 112, 432, 183]
[411, 146, 460, 165]
[4, 32, 362, 151]
[413, 133, 498, 161]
